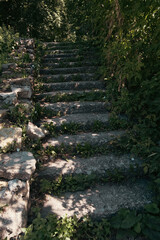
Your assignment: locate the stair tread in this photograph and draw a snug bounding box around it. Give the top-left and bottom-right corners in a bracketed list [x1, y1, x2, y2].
[39, 154, 141, 179]
[43, 101, 109, 114]
[40, 112, 109, 126]
[41, 180, 152, 218]
[36, 89, 106, 97]
[41, 81, 105, 91]
[43, 130, 124, 148]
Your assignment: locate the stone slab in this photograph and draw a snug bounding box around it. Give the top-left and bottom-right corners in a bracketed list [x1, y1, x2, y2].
[0, 151, 36, 180]
[41, 113, 109, 127]
[11, 86, 32, 99]
[0, 179, 29, 239]
[43, 131, 124, 148]
[0, 127, 22, 150]
[42, 180, 152, 219]
[42, 81, 104, 91]
[43, 101, 109, 115]
[39, 154, 141, 180]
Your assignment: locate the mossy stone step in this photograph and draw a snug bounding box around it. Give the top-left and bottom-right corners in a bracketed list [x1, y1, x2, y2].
[39, 73, 95, 82]
[40, 113, 109, 128]
[43, 130, 124, 148]
[39, 66, 96, 75]
[35, 90, 106, 102]
[41, 180, 152, 219]
[42, 61, 99, 68]
[41, 56, 84, 63]
[40, 81, 105, 91]
[44, 53, 78, 58]
[42, 101, 110, 115]
[38, 154, 142, 180]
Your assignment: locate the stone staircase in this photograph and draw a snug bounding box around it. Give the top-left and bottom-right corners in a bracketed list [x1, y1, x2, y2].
[35, 42, 152, 220]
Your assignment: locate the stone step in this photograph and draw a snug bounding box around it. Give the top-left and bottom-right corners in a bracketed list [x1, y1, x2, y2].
[41, 180, 152, 219]
[42, 56, 84, 63]
[40, 112, 109, 128]
[42, 61, 98, 68]
[43, 101, 109, 115]
[39, 66, 96, 75]
[46, 49, 79, 54]
[43, 130, 124, 148]
[38, 154, 141, 180]
[44, 42, 86, 48]
[35, 90, 106, 101]
[44, 53, 78, 58]
[41, 56, 85, 63]
[39, 73, 95, 82]
[40, 81, 105, 91]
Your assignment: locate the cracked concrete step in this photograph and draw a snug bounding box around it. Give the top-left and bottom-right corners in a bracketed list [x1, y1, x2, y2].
[43, 130, 124, 148]
[41, 81, 105, 91]
[43, 101, 109, 115]
[38, 154, 142, 180]
[41, 180, 152, 219]
[40, 112, 109, 128]
[39, 73, 96, 82]
[39, 66, 96, 75]
[35, 90, 106, 101]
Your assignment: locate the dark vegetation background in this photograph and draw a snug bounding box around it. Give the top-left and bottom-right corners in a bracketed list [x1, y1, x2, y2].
[0, 0, 160, 238]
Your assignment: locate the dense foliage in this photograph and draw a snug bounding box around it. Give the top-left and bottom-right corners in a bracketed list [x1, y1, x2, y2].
[0, 25, 19, 72]
[0, 0, 68, 40]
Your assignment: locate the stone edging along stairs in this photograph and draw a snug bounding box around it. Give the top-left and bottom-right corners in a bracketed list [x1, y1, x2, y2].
[0, 40, 153, 239]
[0, 39, 37, 240]
[35, 42, 152, 220]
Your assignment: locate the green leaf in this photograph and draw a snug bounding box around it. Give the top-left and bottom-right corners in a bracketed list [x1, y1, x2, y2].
[143, 228, 160, 240]
[121, 211, 138, 229]
[143, 214, 160, 232]
[145, 203, 159, 214]
[134, 222, 141, 234]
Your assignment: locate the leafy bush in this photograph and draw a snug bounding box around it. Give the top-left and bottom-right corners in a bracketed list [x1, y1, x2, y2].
[0, 25, 19, 72]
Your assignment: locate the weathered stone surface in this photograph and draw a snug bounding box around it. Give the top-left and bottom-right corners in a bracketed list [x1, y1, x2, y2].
[43, 131, 124, 148]
[0, 92, 17, 105]
[43, 101, 109, 115]
[42, 81, 104, 91]
[11, 86, 32, 99]
[0, 179, 29, 240]
[41, 113, 109, 128]
[10, 77, 32, 86]
[42, 181, 152, 219]
[2, 63, 16, 71]
[27, 122, 45, 140]
[39, 154, 141, 180]
[0, 109, 8, 119]
[0, 151, 36, 180]
[0, 127, 22, 149]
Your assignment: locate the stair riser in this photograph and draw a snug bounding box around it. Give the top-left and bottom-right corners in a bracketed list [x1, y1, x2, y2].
[44, 103, 108, 115]
[39, 74, 96, 83]
[42, 82, 105, 91]
[39, 67, 95, 75]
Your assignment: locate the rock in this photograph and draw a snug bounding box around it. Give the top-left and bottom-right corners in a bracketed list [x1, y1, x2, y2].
[0, 127, 22, 150]
[0, 109, 8, 119]
[10, 77, 32, 86]
[0, 180, 29, 240]
[11, 86, 32, 99]
[27, 122, 45, 140]
[2, 63, 17, 71]
[0, 151, 36, 180]
[0, 92, 17, 105]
